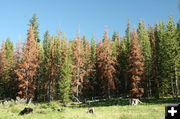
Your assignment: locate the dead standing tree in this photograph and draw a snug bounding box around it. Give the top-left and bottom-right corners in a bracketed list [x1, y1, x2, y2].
[96, 26, 119, 98]
[15, 24, 39, 103]
[46, 35, 56, 102]
[128, 27, 145, 105]
[71, 25, 85, 101]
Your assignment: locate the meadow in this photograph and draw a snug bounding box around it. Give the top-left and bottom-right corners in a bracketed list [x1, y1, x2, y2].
[0, 98, 179, 119]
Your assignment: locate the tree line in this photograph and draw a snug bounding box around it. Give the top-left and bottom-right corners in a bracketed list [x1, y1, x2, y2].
[0, 14, 179, 104]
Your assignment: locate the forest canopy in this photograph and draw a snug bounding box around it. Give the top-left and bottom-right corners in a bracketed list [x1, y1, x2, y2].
[0, 14, 179, 103]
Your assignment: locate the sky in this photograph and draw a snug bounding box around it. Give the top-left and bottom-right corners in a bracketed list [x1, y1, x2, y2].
[0, 0, 179, 46]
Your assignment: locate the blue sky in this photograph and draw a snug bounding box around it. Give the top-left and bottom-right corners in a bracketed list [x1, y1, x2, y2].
[0, 0, 179, 46]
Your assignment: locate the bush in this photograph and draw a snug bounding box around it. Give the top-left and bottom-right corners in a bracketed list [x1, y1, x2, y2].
[40, 104, 49, 109]
[47, 102, 59, 111]
[40, 102, 59, 111]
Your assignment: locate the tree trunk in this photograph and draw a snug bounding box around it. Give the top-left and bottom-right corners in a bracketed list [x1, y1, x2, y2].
[155, 78, 160, 98]
[107, 81, 110, 99]
[171, 78, 175, 98]
[47, 80, 51, 102]
[77, 65, 80, 98]
[149, 78, 152, 97]
[175, 61, 179, 99]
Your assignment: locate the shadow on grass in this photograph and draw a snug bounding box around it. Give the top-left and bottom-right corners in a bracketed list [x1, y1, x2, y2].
[78, 97, 180, 108]
[141, 98, 180, 105]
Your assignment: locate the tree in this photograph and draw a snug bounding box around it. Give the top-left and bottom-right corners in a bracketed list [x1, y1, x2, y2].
[0, 39, 8, 99]
[29, 13, 40, 43]
[34, 41, 44, 100]
[128, 28, 145, 98]
[164, 15, 176, 98]
[15, 25, 39, 102]
[126, 19, 131, 55]
[96, 26, 119, 98]
[119, 36, 128, 95]
[155, 21, 169, 97]
[112, 30, 118, 41]
[5, 37, 14, 69]
[137, 19, 152, 97]
[39, 30, 52, 100]
[46, 34, 56, 102]
[89, 32, 97, 97]
[5, 37, 15, 98]
[148, 25, 159, 98]
[71, 25, 85, 99]
[54, 30, 63, 99]
[175, 19, 180, 98]
[58, 40, 72, 104]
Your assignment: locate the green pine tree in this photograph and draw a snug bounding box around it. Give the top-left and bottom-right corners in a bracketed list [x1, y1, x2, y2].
[137, 19, 152, 97]
[126, 19, 131, 55]
[29, 13, 40, 43]
[164, 15, 176, 98]
[42, 30, 51, 100]
[119, 36, 128, 95]
[5, 37, 15, 98]
[59, 43, 72, 104]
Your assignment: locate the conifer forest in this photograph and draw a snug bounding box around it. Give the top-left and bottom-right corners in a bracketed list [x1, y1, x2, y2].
[0, 14, 180, 105]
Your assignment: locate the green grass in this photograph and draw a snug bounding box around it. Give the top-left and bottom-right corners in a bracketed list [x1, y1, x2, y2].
[0, 98, 179, 119]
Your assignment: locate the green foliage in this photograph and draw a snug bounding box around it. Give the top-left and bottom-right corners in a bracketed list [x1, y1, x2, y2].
[112, 31, 118, 56]
[125, 19, 131, 54]
[137, 19, 152, 97]
[91, 33, 96, 64]
[58, 45, 72, 104]
[47, 102, 59, 111]
[119, 37, 128, 94]
[5, 37, 14, 66]
[29, 13, 40, 43]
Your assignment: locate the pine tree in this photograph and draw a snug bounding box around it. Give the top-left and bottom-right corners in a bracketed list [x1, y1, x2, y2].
[148, 25, 159, 98]
[89, 32, 97, 97]
[137, 19, 152, 97]
[119, 36, 128, 95]
[112, 31, 118, 56]
[5, 37, 15, 98]
[96, 27, 119, 98]
[41, 30, 51, 100]
[15, 25, 39, 102]
[29, 13, 40, 43]
[126, 19, 131, 55]
[0, 39, 8, 99]
[82, 41, 93, 97]
[112, 30, 117, 41]
[71, 25, 85, 99]
[34, 41, 44, 100]
[46, 34, 56, 102]
[174, 19, 180, 98]
[54, 30, 62, 99]
[164, 15, 176, 98]
[155, 21, 168, 97]
[5, 37, 14, 69]
[59, 39, 72, 104]
[128, 28, 145, 98]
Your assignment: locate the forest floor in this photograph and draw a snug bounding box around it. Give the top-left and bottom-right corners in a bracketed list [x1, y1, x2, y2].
[0, 98, 179, 119]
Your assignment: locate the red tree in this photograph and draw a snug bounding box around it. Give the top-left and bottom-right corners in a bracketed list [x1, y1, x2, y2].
[96, 26, 119, 98]
[128, 28, 145, 98]
[15, 25, 39, 101]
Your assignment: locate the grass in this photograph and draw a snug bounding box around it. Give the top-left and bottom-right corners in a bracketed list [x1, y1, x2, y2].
[0, 98, 179, 119]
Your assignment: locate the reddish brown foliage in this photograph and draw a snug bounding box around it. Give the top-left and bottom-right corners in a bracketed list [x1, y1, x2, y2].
[15, 25, 39, 99]
[96, 27, 119, 98]
[71, 25, 86, 97]
[128, 28, 145, 98]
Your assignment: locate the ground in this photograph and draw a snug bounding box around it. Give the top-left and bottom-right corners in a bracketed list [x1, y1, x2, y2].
[0, 98, 179, 119]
